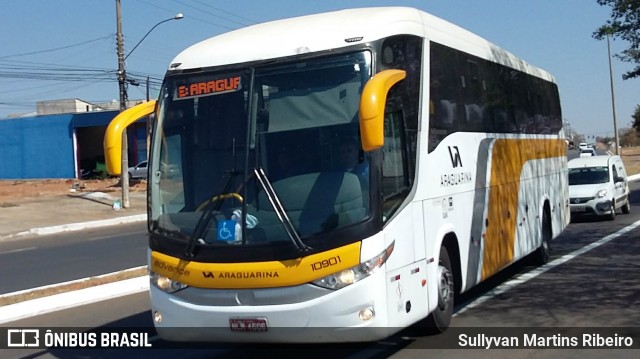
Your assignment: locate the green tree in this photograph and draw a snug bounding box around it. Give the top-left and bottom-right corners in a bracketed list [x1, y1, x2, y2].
[633, 104, 640, 132]
[593, 0, 640, 80]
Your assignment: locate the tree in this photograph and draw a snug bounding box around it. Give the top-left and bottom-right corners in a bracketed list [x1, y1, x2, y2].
[620, 126, 640, 146]
[633, 104, 640, 133]
[593, 0, 640, 80]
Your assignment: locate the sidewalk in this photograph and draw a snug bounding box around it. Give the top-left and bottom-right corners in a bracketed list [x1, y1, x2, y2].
[0, 190, 147, 240]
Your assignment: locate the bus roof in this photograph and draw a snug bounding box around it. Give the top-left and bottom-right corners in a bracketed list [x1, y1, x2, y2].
[169, 7, 555, 83]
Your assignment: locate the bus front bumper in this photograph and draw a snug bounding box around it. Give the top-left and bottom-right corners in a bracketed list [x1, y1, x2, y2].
[149, 271, 393, 343]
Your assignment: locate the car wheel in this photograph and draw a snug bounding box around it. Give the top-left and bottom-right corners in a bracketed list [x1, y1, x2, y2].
[622, 199, 631, 214]
[423, 246, 454, 333]
[608, 200, 616, 221]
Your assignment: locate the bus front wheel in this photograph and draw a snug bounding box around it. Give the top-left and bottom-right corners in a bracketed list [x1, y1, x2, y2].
[425, 246, 454, 332]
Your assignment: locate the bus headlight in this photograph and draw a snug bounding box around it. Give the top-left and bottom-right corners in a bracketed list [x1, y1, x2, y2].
[596, 189, 608, 198]
[312, 242, 394, 290]
[150, 271, 188, 293]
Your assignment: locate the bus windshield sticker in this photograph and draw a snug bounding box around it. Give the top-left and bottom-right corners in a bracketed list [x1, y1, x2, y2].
[175, 76, 242, 100]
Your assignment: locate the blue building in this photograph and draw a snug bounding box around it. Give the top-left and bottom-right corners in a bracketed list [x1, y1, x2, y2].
[0, 110, 147, 179]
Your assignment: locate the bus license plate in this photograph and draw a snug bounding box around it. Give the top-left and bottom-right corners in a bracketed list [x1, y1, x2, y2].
[229, 317, 268, 332]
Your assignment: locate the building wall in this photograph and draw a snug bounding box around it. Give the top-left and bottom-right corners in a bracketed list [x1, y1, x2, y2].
[0, 110, 146, 179]
[0, 114, 75, 179]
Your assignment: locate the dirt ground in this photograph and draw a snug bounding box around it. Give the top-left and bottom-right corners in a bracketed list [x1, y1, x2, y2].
[0, 146, 638, 203]
[0, 177, 146, 203]
[620, 146, 640, 176]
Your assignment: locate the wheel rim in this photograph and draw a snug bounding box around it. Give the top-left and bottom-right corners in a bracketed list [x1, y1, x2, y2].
[541, 238, 549, 262]
[611, 203, 615, 215]
[437, 264, 453, 310]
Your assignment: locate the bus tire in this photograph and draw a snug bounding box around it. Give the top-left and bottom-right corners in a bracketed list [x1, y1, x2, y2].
[424, 246, 454, 332]
[532, 209, 551, 266]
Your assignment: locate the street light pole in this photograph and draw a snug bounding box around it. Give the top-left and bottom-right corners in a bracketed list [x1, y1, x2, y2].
[607, 33, 620, 155]
[114, 0, 183, 208]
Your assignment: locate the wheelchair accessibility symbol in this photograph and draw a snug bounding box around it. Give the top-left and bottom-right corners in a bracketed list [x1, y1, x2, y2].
[217, 220, 236, 241]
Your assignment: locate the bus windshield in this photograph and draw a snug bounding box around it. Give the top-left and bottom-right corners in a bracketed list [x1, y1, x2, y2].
[150, 51, 372, 256]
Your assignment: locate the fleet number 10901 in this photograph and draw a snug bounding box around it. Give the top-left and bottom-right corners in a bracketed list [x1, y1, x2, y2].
[310, 256, 342, 271]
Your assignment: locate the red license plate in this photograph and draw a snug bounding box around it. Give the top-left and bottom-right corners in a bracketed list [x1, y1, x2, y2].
[229, 317, 268, 332]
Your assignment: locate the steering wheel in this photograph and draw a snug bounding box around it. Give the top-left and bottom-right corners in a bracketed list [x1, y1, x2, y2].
[196, 192, 244, 212]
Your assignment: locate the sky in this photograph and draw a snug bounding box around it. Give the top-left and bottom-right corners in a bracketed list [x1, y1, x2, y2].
[1, 0, 639, 139]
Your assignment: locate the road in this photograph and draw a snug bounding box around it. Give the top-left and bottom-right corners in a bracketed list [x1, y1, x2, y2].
[0, 222, 147, 294]
[1, 182, 639, 358]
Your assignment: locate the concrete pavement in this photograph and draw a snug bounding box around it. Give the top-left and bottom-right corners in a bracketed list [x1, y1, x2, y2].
[0, 190, 147, 241]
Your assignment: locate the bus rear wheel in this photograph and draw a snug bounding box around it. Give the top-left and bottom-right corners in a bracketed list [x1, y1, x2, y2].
[532, 209, 551, 266]
[424, 246, 454, 332]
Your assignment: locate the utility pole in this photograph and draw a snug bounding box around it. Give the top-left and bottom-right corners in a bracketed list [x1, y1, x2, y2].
[146, 76, 151, 161]
[607, 33, 620, 155]
[116, 0, 130, 208]
[114, 4, 181, 202]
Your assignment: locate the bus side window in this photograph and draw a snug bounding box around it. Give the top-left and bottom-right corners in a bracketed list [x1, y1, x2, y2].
[382, 110, 410, 221]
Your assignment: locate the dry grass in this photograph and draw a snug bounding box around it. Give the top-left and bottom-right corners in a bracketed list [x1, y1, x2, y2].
[620, 146, 640, 176]
[0, 267, 147, 306]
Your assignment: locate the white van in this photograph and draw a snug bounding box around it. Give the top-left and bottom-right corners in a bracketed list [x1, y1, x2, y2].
[579, 148, 596, 157]
[568, 155, 630, 220]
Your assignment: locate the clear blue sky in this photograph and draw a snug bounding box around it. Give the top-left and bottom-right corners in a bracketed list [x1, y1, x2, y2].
[1, 0, 638, 138]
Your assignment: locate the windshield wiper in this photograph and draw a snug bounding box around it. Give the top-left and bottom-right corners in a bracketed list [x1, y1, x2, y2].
[150, 220, 189, 241]
[183, 169, 239, 258]
[254, 167, 312, 254]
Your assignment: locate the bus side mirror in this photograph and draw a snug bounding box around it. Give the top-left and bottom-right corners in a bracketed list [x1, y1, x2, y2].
[359, 69, 406, 152]
[104, 101, 157, 175]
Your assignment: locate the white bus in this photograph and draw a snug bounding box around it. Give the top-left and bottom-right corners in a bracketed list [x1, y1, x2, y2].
[105, 7, 569, 343]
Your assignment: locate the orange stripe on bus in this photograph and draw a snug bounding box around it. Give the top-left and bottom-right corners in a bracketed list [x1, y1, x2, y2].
[481, 138, 565, 279]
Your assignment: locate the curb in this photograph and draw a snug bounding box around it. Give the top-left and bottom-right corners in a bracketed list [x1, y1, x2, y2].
[2, 214, 147, 241]
[0, 275, 149, 324]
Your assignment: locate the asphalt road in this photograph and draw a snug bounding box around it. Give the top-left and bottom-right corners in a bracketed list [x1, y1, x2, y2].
[0, 222, 147, 294]
[1, 182, 639, 358]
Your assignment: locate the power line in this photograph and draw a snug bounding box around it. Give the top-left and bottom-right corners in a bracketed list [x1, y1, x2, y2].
[133, 0, 237, 30]
[173, 0, 252, 27]
[188, 0, 259, 25]
[0, 35, 115, 60]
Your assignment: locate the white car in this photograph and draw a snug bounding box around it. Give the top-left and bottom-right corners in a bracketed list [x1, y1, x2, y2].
[579, 148, 596, 157]
[568, 156, 630, 220]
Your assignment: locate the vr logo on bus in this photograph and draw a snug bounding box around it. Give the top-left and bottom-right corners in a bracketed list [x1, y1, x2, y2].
[448, 146, 463, 168]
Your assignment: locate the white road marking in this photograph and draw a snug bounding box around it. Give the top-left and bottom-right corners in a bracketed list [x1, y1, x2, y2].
[0, 247, 36, 255]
